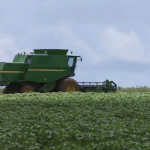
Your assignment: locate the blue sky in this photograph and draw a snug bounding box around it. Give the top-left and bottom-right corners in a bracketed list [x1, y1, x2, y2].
[0, 0, 150, 87]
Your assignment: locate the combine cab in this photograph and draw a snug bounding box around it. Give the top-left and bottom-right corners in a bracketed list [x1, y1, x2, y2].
[0, 49, 117, 94]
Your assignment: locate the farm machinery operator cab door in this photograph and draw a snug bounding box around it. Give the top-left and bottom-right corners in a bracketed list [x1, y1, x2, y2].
[67, 56, 82, 74]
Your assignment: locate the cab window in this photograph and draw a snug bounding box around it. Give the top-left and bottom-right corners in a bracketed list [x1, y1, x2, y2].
[68, 57, 75, 67]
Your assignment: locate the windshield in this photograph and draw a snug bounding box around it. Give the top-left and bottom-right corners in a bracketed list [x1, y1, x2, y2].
[68, 57, 75, 67]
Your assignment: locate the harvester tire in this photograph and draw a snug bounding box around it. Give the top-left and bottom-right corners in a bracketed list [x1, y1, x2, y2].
[20, 85, 34, 93]
[3, 83, 21, 94]
[58, 78, 80, 92]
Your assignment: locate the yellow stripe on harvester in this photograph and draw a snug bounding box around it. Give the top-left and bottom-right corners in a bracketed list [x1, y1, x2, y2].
[28, 69, 66, 71]
[0, 71, 24, 73]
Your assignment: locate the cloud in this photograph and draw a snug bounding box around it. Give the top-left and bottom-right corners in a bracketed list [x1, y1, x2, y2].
[57, 25, 103, 63]
[0, 29, 32, 62]
[100, 27, 149, 63]
[0, 29, 16, 62]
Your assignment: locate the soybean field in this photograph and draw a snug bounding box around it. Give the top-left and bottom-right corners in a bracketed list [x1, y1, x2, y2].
[0, 88, 150, 149]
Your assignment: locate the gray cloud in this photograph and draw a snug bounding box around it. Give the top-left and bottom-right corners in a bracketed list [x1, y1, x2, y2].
[0, 0, 150, 87]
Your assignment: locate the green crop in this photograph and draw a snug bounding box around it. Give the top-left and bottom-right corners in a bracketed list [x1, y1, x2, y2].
[0, 91, 150, 149]
[117, 86, 150, 93]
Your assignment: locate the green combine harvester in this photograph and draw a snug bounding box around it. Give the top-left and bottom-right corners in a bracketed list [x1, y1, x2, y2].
[0, 49, 117, 94]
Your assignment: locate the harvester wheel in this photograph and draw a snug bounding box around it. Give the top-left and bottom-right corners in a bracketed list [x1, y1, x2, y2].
[3, 83, 21, 94]
[20, 85, 34, 93]
[58, 78, 79, 92]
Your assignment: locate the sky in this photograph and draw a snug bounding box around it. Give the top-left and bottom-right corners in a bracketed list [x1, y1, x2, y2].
[0, 0, 150, 87]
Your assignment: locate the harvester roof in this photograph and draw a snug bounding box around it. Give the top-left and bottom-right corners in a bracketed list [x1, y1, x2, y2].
[67, 54, 81, 57]
[34, 49, 80, 57]
[34, 49, 68, 55]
